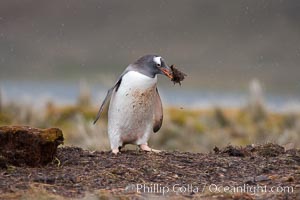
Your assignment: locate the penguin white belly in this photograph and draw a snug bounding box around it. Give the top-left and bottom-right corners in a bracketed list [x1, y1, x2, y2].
[108, 71, 157, 149]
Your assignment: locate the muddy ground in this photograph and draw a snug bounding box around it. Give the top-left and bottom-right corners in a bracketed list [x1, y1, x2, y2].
[0, 143, 299, 199]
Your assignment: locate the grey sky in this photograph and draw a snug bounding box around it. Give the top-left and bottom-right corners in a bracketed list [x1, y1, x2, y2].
[0, 0, 300, 94]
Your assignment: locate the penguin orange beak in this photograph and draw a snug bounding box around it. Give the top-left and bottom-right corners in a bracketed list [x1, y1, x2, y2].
[160, 66, 173, 79]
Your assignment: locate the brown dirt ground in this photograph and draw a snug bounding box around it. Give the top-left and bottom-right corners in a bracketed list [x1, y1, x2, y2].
[0, 143, 299, 200]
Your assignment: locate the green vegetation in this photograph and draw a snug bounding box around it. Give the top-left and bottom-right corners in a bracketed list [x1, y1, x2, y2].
[0, 97, 299, 152]
[0, 79, 298, 151]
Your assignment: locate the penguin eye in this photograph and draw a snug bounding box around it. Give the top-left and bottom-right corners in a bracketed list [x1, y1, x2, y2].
[153, 56, 162, 67]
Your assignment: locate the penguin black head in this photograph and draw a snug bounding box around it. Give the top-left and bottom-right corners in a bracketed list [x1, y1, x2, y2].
[131, 55, 173, 79]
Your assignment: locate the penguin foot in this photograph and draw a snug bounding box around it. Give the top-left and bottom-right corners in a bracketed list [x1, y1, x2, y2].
[139, 144, 161, 153]
[111, 148, 120, 155]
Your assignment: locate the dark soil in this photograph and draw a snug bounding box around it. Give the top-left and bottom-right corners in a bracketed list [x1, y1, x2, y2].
[0, 126, 64, 166]
[170, 65, 186, 85]
[0, 144, 299, 199]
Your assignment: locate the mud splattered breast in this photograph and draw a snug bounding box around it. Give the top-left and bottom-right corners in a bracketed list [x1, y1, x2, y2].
[131, 85, 156, 112]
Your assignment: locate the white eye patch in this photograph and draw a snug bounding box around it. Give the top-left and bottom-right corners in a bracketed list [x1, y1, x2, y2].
[153, 56, 162, 65]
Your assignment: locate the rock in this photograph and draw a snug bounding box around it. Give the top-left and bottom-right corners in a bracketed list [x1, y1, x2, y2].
[255, 175, 270, 182]
[282, 176, 295, 182]
[0, 126, 64, 166]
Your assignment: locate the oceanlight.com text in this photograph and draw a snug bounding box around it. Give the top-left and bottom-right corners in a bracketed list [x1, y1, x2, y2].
[134, 183, 294, 195]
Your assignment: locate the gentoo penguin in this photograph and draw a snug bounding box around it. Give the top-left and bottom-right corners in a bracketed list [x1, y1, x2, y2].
[94, 55, 173, 154]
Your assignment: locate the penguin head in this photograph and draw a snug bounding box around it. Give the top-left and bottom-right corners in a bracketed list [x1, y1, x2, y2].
[133, 55, 173, 79]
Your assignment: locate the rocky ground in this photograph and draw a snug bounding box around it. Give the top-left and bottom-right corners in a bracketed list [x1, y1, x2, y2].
[0, 143, 299, 200]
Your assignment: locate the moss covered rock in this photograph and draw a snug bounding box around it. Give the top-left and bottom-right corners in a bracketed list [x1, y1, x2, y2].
[0, 126, 64, 166]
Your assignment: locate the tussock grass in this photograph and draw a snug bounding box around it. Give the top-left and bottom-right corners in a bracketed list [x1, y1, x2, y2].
[1, 100, 299, 152]
[0, 79, 299, 152]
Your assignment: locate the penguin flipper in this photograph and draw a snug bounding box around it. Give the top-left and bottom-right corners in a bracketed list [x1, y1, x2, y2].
[93, 77, 122, 124]
[153, 87, 163, 133]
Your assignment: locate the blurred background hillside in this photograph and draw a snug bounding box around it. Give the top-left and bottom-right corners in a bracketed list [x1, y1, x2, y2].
[0, 0, 299, 152]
